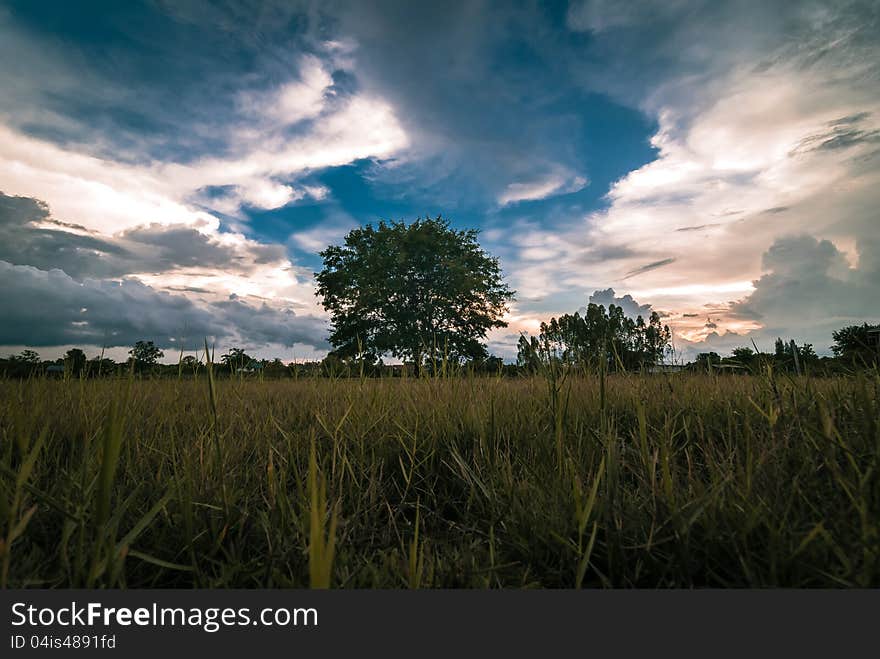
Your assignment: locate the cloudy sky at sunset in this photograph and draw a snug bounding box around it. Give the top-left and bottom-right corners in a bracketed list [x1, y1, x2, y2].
[1, 0, 878, 361]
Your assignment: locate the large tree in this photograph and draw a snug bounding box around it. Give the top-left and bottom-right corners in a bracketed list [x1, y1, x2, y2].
[316, 217, 513, 366]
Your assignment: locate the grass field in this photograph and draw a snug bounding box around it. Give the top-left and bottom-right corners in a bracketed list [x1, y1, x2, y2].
[1, 370, 878, 588]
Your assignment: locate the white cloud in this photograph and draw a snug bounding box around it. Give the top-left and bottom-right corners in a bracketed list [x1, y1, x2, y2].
[0, 124, 220, 235]
[0, 53, 409, 229]
[253, 55, 333, 126]
[289, 222, 356, 254]
[158, 94, 408, 214]
[498, 173, 587, 206]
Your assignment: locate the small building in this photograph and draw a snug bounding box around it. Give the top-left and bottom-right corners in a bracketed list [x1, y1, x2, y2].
[868, 327, 880, 349]
[235, 360, 264, 374]
[45, 364, 65, 377]
[647, 364, 684, 374]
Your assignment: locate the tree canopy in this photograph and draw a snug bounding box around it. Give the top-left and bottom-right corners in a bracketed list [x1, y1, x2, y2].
[517, 302, 671, 371]
[316, 217, 513, 366]
[832, 323, 880, 364]
[130, 340, 163, 367]
[221, 347, 254, 372]
[64, 348, 87, 376]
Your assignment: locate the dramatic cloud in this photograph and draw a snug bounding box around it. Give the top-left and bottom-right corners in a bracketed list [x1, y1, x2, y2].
[0, 260, 327, 349]
[499, 0, 880, 353]
[0, 192, 327, 352]
[1, 2, 877, 359]
[0, 192, 286, 280]
[0, 55, 407, 229]
[729, 234, 880, 346]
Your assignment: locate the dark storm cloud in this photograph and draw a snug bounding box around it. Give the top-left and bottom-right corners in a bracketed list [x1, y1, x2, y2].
[121, 224, 286, 268]
[0, 193, 129, 278]
[0, 192, 285, 279]
[321, 1, 596, 205]
[0, 192, 327, 349]
[0, 260, 327, 349]
[212, 296, 326, 346]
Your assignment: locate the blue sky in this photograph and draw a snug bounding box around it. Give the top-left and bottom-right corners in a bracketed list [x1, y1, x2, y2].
[1, 0, 878, 361]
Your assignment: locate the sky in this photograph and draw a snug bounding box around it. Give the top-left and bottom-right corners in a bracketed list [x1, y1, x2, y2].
[1, 0, 878, 363]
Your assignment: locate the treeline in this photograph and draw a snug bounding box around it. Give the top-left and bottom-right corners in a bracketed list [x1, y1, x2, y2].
[693, 325, 880, 375]
[2, 322, 878, 380]
[0, 341, 514, 380]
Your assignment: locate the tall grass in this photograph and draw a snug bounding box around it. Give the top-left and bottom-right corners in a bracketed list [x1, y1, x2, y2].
[0, 370, 877, 587]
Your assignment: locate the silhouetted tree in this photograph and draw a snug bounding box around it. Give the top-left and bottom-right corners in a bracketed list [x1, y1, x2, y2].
[18, 349, 40, 364]
[731, 347, 755, 362]
[316, 217, 514, 369]
[518, 302, 671, 371]
[130, 340, 164, 372]
[65, 348, 87, 376]
[221, 347, 253, 373]
[516, 335, 544, 373]
[773, 337, 818, 373]
[89, 356, 117, 375]
[832, 323, 880, 365]
[181, 355, 201, 369]
[694, 352, 721, 372]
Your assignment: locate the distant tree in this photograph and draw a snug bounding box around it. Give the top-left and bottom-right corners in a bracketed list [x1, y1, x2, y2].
[774, 338, 788, 358]
[221, 347, 253, 373]
[773, 337, 819, 373]
[65, 348, 87, 376]
[89, 356, 117, 375]
[181, 355, 201, 369]
[473, 355, 504, 374]
[320, 352, 345, 377]
[831, 323, 880, 364]
[798, 343, 818, 361]
[0, 350, 42, 377]
[517, 302, 672, 371]
[516, 335, 544, 373]
[130, 341, 164, 371]
[643, 311, 672, 366]
[731, 347, 754, 362]
[694, 352, 721, 370]
[18, 349, 40, 364]
[316, 217, 514, 370]
[264, 358, 288, 378]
